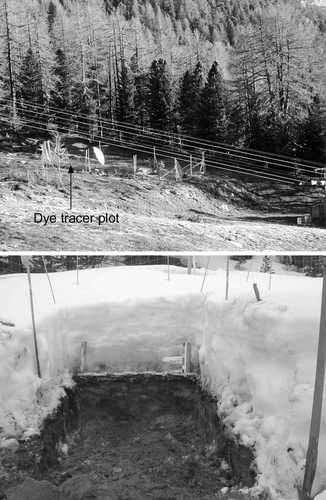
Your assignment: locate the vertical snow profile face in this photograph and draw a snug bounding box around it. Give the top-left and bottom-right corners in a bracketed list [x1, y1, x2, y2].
[0, 256, 326, 499]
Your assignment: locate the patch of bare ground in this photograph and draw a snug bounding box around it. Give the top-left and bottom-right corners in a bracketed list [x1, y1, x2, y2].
[1, 374, 259, 500]
[1, 151, 326, 251]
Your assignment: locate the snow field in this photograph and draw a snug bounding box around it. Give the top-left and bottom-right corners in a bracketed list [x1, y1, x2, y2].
[0, 259, 325, 499]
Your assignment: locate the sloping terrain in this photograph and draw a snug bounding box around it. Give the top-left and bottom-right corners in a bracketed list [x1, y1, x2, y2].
[0, 151, 325, 251]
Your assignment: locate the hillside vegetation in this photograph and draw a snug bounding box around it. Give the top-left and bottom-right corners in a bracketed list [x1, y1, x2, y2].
[1, 0, 326, 165]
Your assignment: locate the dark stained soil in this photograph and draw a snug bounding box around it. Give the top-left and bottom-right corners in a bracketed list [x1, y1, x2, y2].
[0, 374, 257, 500]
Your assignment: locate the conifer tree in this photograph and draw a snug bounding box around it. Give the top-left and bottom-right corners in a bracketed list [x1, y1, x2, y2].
[50, 48, 72, 132]
[298, 95, 326, 163]
[260, 256, 275, 274]
[147, 58, 174, 131]
[47, 0, 57, 33]
[17, 47, 45, 128]
[198, 61, 227, 142]
[116, 62, 135, 123]
[178, 61, 204, 136]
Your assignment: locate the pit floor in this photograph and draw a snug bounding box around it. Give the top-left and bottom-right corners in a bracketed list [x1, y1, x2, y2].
[1, 373, 256, 500]
[61, 373, 255, 500]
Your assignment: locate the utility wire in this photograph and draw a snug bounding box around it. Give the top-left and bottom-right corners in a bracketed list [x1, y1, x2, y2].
[0, 99, 322, 183]
[1, 96, 321, 174]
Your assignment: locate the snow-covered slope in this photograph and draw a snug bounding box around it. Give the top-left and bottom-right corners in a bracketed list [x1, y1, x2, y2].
[0, 260, 325, 499]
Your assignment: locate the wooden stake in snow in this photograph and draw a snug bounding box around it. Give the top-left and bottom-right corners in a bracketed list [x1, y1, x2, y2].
[200, 256, 210, 293]
[298, 258, 326, 500]
[80, 341, 87, 373]
[183, 342, 191, 373]
[246, 257, 254, 282]
[42, 256, 56, 304]
[76, 255, 79, 285]
[225, 257, 230, 300]
[253, 283, 261, 302]
[21, 257, 41, 378]
[187, 256, 192, 275]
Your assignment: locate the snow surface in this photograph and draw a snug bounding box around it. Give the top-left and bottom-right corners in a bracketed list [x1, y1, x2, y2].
[0, 258, 326, 499]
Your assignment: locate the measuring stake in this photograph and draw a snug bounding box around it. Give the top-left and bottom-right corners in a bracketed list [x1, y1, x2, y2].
[298, 258, 326, 500]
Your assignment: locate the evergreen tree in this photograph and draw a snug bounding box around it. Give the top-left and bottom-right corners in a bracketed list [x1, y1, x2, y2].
[235, 257, 247, 270]
[116, 62, 135, 123]
[47, 0, 57, 33]
[147, 58, 174, 131]
[50, 48, 72, 132]
[17, 48, 44, 104]
[17, 47, 45, 128]
[130, 51, 149, 127]
[298, 95, 326, 163]
[304, 256, 323, 277]
[260, 256, 275, 274]
[225, 17, 236, 45]
[178, 61, 204, 136]
[198, 61, 227, 142]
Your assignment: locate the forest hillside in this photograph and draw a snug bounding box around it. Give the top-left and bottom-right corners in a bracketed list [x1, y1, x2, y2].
[1, 0, 326, 161]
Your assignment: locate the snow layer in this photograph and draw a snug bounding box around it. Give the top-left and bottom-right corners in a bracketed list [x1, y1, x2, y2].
[0, 259, 325, 499]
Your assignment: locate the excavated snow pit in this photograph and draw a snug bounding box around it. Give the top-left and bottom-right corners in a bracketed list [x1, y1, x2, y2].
[3, 373, 256, 500]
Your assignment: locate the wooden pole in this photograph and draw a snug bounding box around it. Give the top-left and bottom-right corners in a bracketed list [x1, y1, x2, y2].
[190, 155, 193, 176]
[192, 256, 196, 274]
[80, 341, 87, 373]
[253, 283, 261, 302]
[225, 256, 230, 300]
[133, 154, 137, 176]
[298, 258, 326, 500]
[200, 256, 210, 293]
[183, 342, 191, 373]
[167, 256, 170, 281]
[25, 260, 41, 378]
[42, 256, 56, 303]
[202, 151, 206, 174]
[246, 257, 254, 282]
[187, 256, 192, 275]
[153, 146, 157, 170]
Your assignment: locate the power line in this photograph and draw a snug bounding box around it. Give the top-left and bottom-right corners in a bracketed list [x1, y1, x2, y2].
[0, 99, 321, 184]
[1, 96, 322, 173]
[0, 110, 298, 184]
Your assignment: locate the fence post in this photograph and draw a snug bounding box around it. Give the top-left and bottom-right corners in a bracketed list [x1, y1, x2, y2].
[253, 283, 262, 302]
[201, 151, 206, 174]
[174, 158, 182, 181]
[190, 155, 193, 176]
[183, 342, 191, 373]
[133, 154, 137, 176]
[225, 256, 230, 300]
[153, 146, 157, 171]
[80, 341, 87, 373]
[192, 256, 196, 274]
[187, 257, 192, 275]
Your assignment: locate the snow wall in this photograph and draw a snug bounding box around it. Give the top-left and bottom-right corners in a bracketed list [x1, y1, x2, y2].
[37, 293, 206, 377]
[200, 292, 326, 499]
